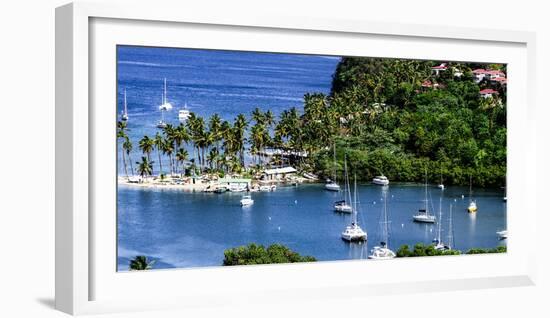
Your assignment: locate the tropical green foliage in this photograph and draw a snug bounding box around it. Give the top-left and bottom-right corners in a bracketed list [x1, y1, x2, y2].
[129, 255, 155, 270]
[396, 243, 461, 257]
[465, 246, 507, 254]
[223, 243, 316, 266]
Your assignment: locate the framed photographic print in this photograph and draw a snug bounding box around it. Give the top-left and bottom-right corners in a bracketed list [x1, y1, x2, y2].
[56, 1, 537, 315]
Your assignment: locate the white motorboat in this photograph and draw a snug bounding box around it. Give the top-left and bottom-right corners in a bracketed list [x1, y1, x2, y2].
[158, 78, 174, 111]
[368, 190, 395, 260]
[240, 195, 254, 206]
[437, 184, 445, 190]
[413, 170, 436, 223]
[497, 230, 508, 240]
[325, 182, 340, 191]
[341, 176, 367, 242]
[178, 103, 191, 121]
[121, 89, 129, 121]
[372, 175, 389, 186]
[334, 157, 352, 213]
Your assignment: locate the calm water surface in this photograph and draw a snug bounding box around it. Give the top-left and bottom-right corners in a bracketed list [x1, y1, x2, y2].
[117, 184, 506, 270]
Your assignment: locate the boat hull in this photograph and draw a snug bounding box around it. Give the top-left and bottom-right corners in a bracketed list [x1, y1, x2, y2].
[325, 183, 340, 191]
[413, 215, 436, 223]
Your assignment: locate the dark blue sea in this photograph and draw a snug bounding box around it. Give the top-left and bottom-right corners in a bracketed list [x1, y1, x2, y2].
[116, 46, 506, 271]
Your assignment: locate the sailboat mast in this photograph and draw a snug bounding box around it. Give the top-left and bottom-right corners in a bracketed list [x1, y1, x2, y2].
[424, 168, 429, 214]
[163, 78, 167, 104]
[333, 143, 337, 183]
[383, 189, 388, 245]
[124, 89, 127, 114]
[437, 195, 443, 243]
[448, 204, 454, 249]
[353, 175, 358, 225]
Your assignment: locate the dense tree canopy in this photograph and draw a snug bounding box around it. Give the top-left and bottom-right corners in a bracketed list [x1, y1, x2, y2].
[223, 243, 316, 266]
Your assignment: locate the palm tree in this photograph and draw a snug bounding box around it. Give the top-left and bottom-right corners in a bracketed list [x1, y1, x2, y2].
[208, 113, 222, 149]
[138, 135, 154, 163]
[117, 121, 129, 177]
[233, 114, 248, 166]
[129, 255, 155, 271]
[122, 137, 134, 177]
[154, 132, 164, 176]
[206, 147, 219, 171]
[175, 148, 189, 176]
[161, 141, 174, 175]
[136, 156, 154, 180]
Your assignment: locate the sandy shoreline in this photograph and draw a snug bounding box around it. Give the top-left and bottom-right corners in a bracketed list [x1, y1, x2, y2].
[117, 175, 315, 192]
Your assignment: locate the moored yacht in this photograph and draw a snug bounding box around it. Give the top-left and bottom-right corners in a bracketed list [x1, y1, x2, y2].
[368, 190, 395, 260]
[341, 176, 367, 242]
[121, 89, 129, 121]
[240, 195, 254, 206]
[158, 78, 174, 111]
[497, 230, 508, 240]
[372, 175, 389, 186]
[467, 175, 478, 213]
[413, 170, 436, 223]
[325, 144, 341, 191]
[178, 103, 191, 121]
[334, 157, 352, 213]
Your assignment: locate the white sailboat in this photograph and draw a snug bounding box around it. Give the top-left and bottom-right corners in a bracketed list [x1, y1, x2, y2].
[467, 175, 477, 213]
[158, 78, 174, 111]
[368, 189, 396, 259]
[413, 170, 436, 223]
[341, 175, 367, 242]
[334, 156, 352, 213]
[433, 195, 449, 250]
[325, 144, 341, 191]
[121, 89, 129, 121]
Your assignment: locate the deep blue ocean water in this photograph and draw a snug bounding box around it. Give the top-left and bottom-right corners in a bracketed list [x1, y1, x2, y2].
[116, 46, 506, 271]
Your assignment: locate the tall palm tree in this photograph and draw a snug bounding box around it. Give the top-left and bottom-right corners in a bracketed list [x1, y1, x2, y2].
[117, 121, 129, 177]
[138, 135, 154, 162]
[129, 255, 155, 271]
[233, 114, 248, 166]
[175, 148, 188, 176]
[208, 113, 222, 149]
[153, 132, 164, 176]
[122, 137, 135, 176]
[161, 140, 174, 175]
[136, 156, 154, 180]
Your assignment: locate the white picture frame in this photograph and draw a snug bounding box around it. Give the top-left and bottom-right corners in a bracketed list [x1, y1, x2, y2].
[55, 1, 537, 315]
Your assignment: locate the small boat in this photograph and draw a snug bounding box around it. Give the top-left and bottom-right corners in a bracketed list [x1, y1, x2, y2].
[368, 190, 396, 259]
[437, 184, 445, 190]
[334, 157, 352, 213]
[437, 168, 444, 189]
[303, 172, 319, 180]
[435, 203, 455, 251]
[178, 103, 191, 121]
[156, 120, 167, 129]
[214, 187, 228, 194]
[240, 195, 254, 206]
[413, 170, 436, 223]
[341, 176, 367, 242]
[325, 182, 340, 191]
[121, 89, 129, 121]
[467, 175, 478, 213]
[259, 185, 276, 192]
[325, 144, 341, 191]
[497, 230, 508, 240]
[372, 175, 389, 186]
[334, 200, 353, 213]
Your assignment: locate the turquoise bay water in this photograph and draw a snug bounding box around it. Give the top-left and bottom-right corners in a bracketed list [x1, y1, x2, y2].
[118, 184, 506, 270]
